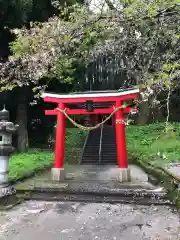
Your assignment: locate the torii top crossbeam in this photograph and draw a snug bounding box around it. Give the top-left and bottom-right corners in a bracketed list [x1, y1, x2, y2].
[42, 88, 140, 115]
[42, 88, 140, 103]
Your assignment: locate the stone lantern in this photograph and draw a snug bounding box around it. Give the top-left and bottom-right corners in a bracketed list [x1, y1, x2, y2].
[0, 106, 18, 190]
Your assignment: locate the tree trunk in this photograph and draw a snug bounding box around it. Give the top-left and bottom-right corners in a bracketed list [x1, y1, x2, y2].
[16, 94, 29, 152]
[136, 94, 164, 125]
[136, 101, 150, 125]
[149, 105, 164, 123]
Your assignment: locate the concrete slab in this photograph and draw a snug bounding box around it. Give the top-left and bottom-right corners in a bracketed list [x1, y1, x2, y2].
[51, 168, 65, 181]
[166, 163, 180, 179]
[15, 165, 156, 191]
[65, 164, 150, 183]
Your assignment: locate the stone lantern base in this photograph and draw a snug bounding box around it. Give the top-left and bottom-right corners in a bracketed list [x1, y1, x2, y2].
[0, 156, 9, 187]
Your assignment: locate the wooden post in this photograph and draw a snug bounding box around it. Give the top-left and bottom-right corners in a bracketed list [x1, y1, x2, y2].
[115, 100, 130, 182]
[52, 102, 66, 181]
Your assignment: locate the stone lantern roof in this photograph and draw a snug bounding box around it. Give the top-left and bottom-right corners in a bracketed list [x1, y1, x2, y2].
[0, 105, 9, 121]
[0, 106, 19, 132]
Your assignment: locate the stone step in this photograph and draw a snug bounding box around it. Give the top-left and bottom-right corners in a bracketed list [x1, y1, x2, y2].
[81, 126, 117, 165]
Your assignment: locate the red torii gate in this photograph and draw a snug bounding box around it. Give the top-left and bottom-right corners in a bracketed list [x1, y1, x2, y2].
[42, 88, 140, 182]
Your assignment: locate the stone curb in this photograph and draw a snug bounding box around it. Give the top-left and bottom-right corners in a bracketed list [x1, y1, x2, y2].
[134, 158, 180, 209]
[0, 164, 53, 209]
[26, 186, 168, 197]
[16, 188, 172, 206]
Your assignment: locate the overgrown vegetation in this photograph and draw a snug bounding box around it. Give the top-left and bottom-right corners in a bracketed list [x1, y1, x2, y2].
[9, 122, 180, 181]
[9, 128, 86, 180]
[127, 122, 180, 208]
[1, 1, 180, 96]
[127, 122, 180, 167]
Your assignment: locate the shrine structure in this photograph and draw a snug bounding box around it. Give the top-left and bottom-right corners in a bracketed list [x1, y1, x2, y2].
[42, 87, 141, 182]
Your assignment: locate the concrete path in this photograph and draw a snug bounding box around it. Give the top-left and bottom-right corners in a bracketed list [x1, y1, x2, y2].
[0, 164, 179, 239]
[16, 165, 157, 191]
[0, 201, 179, 240]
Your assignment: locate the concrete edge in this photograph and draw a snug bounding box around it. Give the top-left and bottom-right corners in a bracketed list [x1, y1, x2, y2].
[15, 188, 171, 207]
[134, 158, 180, 210]
[15, 186, 167, 196]
[0, 164, 53, 208]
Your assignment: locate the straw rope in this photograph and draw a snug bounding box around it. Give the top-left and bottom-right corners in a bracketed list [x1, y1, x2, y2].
[56, 104, 133, 131]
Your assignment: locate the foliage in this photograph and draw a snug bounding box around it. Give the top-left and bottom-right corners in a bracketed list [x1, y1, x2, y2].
[9, 128, 86, 180]
[0, 1, 180, 97]
[65, 128, 87, 163]
[9, 150, 54, 180]
[0, 0, 60, 93]
[0, 4, 110, 94]
[127, 121, 180, 208]
[126, 122, 180, 166]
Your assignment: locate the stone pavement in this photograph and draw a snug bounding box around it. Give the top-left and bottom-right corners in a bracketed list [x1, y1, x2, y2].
[0, 200, 179, 240]
[15, 165, 159, 191]
[0, 164, 178, 240]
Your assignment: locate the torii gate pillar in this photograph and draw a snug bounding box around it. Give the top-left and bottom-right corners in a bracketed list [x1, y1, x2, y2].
[115, 100, 130, 182]
[51, 103, 66, 181]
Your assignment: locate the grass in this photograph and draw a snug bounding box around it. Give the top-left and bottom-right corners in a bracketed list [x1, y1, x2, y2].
[126, 122, 180, 209]
[9, 128, 87, 180]
[126, 122, 180, 167]
[8, 121, 180, 181]
[9, 150, 54, 180]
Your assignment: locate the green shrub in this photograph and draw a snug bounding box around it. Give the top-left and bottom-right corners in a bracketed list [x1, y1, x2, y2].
[9, 128, 87, 180]
[127, 122, 180, 166]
